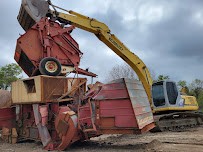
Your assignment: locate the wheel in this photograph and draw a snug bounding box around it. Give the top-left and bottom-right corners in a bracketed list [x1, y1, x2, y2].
[39, 57, 61, 76]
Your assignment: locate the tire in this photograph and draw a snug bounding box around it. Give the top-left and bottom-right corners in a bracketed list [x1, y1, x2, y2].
[39, 57, 61, 76]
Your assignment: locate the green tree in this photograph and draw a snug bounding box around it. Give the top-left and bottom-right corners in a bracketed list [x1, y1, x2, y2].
[189, 79, 203, 99]
[0, 63, 22, 90]
[177, 80, 187, 88]
[177, 80, 190, 94]
[156, 75, 170, 81]
[198, 93, 203, 110]
[189, 79, 203, 110]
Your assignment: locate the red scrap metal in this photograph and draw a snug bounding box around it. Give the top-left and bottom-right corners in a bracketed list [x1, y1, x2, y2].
[14, 17, 97, 77]
[0, 77, 154, 150]
[0, 90, 15, 130]
[55, 107, 80, 150]
[0, 108, 16, 129]
[79, 78, 154, 137]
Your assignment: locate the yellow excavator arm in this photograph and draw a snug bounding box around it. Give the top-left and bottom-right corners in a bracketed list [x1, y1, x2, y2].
[50, 6, 153, 102]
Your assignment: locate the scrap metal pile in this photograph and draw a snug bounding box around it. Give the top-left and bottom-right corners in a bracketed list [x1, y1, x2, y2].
[0, 0, 155, 150]
[0, 77, 154, 150]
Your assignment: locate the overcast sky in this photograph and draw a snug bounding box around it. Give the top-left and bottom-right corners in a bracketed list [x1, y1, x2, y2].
[0, 0, 203, 83]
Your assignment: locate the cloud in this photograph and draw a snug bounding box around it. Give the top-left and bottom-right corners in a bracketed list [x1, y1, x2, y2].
[0, 0, 203, 83]
[0, 0, 23, 66]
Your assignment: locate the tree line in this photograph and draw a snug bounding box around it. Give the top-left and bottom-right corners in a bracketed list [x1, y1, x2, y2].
[177, 79, 203, 109]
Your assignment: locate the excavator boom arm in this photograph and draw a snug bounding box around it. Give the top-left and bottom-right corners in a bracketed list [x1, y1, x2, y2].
[56, 10, 153, 102]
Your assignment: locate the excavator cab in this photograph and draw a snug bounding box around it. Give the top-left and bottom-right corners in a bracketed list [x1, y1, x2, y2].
[152, 81, 199, 113]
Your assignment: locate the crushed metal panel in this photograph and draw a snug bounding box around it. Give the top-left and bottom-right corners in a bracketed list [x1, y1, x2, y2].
[124, 78, 154, 129]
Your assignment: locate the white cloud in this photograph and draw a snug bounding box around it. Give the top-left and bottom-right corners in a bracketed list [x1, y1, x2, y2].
[138, 5, 163, 24]
[194, 11, 203, 25]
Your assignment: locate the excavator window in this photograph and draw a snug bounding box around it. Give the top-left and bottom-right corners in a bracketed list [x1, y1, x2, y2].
[152, 82, 165, 107]
[166, 82, 178, 105]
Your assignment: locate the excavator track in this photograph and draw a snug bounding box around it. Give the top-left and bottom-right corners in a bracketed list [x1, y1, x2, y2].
[153, 111, 203, 132]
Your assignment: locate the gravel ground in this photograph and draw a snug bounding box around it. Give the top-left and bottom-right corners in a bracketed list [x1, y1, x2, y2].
[0, 127, 203, 152]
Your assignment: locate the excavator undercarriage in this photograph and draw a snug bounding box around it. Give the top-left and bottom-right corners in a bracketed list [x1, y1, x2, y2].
[153, 112, 203, 132]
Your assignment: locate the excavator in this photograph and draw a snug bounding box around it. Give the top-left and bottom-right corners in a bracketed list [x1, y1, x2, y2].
[17, 0, 203, 133]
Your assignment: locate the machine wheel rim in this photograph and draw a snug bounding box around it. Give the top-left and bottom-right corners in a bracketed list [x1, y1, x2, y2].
[45, 61, 58, 73]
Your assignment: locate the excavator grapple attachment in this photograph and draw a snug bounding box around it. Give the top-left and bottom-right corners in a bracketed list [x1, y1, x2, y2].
[17, 0, 49, 31]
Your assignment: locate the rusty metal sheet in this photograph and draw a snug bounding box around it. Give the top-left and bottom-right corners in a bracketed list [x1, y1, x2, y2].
[32, 104, 52, 147]
[124, 79, 154, 129]
[93, 82, 128, 100]
[93, 78, 154, 131]
[93, 79, 137, 129]
[57, 120, 69, 136]
[0, 107, 16, 129]
[55, 107, 79, 150]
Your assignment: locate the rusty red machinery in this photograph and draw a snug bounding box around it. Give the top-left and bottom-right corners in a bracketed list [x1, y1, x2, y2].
[0, 76, 154, 151]
[0, 13, 154, 150]
[15, 18, 96, 77]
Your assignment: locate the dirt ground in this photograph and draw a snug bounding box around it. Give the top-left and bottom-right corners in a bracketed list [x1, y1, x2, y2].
[0, 127, 203, 152]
